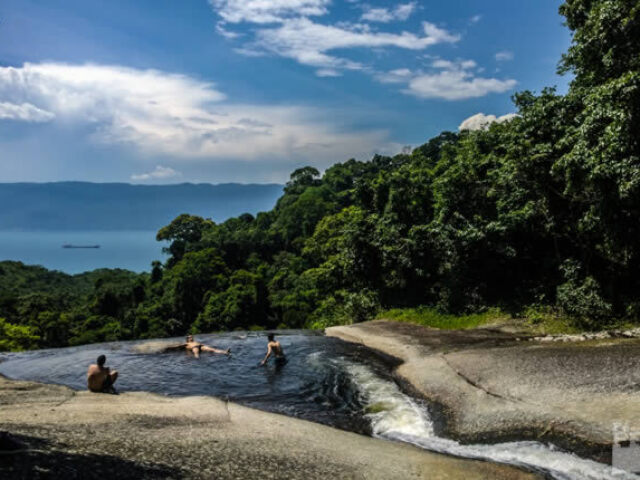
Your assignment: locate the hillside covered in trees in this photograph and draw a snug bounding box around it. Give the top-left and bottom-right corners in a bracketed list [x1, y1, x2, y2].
[2, 0, 639, 350]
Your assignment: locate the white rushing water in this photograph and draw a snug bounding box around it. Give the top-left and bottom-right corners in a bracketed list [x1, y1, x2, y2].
[336, 359, 638, 480]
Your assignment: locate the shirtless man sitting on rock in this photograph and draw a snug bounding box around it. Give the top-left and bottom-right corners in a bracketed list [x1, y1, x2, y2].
[87, 354, 118, 393]
[183, 335, 230, 358]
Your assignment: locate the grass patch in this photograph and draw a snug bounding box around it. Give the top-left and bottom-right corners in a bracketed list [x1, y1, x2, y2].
[377, 307, 507, 330]
[520, 306, 640, 335]
[377, 305, 637, 335]
[519, 306, 582, 335]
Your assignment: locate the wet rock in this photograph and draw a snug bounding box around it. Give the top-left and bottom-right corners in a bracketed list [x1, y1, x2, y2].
[328, 320, 640, 463]
[0, 375, 539, 480]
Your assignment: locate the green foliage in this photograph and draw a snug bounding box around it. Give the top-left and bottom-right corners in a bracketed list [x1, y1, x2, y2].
[284, 166, 321, 194]
[309, 289, 380, 329]
[0, 262, 148, 350]
[157, 214, 215, 266]
[520, 305, 582, 335]
[4, 1, 640, 349]
[162, 248, 228, 333]
[69, 315, 122, 346]
[194, 270, 267, 332]
[556, 260, 613, 327]
[559, 0, 640, 87]
[378, 307, 506, 330]
[0, 318, 40, 351]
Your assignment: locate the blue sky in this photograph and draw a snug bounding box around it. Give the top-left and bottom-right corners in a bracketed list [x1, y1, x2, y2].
[0, 0, 571, 184]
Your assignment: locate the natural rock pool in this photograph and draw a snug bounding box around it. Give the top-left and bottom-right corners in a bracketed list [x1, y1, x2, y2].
[0, 331, 635, 480]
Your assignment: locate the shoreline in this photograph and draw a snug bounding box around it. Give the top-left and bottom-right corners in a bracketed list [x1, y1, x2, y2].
[0, 374, 538, 479]
[326, 320, 640, 464]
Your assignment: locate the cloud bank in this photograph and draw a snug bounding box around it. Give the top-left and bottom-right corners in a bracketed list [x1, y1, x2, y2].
[210, 0, 330, 24]
[376, 58, 516, 100]
[253, 18, 459, 73]
[208, 0, 516, 101]
[0, 63, 397, 163]
[208, 0, 458, 73]
[407, 71, 516, 100]
[0, 101, 55, 122]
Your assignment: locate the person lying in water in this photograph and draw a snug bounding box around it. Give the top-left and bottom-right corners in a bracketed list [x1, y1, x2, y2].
[87, 354, 118, 393]
[180, 334, 230, 358]
[260, 333, 286, 366]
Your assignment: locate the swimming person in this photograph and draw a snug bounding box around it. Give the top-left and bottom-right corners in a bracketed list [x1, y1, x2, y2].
[87, 354, 118, 393]
[260, 333, 286, 366]
[184, 334, 230, 358]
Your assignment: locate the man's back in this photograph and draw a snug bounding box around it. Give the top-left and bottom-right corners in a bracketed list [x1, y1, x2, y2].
[87, 364, 108, 392]
[269, 340, 284, 357]
[87, 354, 118, 393]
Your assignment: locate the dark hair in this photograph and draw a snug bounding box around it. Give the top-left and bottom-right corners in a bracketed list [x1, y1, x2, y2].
[97, 355, 106, 367]
[267, 333, 275, 342]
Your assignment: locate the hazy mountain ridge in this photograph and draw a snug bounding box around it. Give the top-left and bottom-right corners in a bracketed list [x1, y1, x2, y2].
[0, 182, 283, 231]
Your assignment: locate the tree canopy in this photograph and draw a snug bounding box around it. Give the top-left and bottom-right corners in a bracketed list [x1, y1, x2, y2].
[3, 0, 640, 350]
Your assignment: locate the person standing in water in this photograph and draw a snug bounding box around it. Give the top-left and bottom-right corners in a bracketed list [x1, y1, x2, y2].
[260, 333, 286, 366]
[184, 334, 230, 358]
[87, 354, 118, 393]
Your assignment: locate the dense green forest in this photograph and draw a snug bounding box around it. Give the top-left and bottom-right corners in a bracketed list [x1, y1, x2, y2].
[2, 0, 639, 350]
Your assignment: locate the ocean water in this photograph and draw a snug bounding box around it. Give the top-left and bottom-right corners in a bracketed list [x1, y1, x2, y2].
[0, 231, 166, 273]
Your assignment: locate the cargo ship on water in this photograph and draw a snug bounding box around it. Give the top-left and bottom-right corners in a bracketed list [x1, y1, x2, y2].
[62, 244, 100, 249]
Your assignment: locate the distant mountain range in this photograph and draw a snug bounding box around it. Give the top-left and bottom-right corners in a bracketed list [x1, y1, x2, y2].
[0, 182, 283, 231]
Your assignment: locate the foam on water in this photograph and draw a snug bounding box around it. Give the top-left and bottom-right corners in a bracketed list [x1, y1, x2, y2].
[341, 360, 638, 480]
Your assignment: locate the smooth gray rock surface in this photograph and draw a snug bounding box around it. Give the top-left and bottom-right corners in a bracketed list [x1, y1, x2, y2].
[0, 375, 538, 479]
[327, 320, 640, 462]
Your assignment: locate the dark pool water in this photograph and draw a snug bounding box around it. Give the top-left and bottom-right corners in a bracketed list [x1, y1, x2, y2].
[0, 331, 632, 480]
[0, 330, 394, 433]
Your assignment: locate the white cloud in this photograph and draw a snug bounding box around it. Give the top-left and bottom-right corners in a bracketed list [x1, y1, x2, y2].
[0, 63, 397, 163]
[406, 71, 516, 100]
[209, 0, 458, 75]
[431, 59, 476, 70]
[209, 0, 330, 24]
[316, 68, 341, 77]
[375, 68, 412, 84]
[361, 3, 416, 23]
[0, 62, 226, 119]
[431, 59, 455, 69]
[232, 47, 267, 57]
[458, 112, 519, 131]
[215, 22, 242, 39]
[361, 8, 394, 23]
[0, 101, 55, 122]
[395, 3, 417, 20]
[131, 165, 182, 181]
[375, 57, 516, 101]
[252, 18, 459, 70]
[495, 50, 514, 62]
[207, 0, 511, 104]
[422, 22, 460, 43]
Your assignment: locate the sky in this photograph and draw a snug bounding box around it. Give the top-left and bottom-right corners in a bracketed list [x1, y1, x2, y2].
[0, 0, 571, 184]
